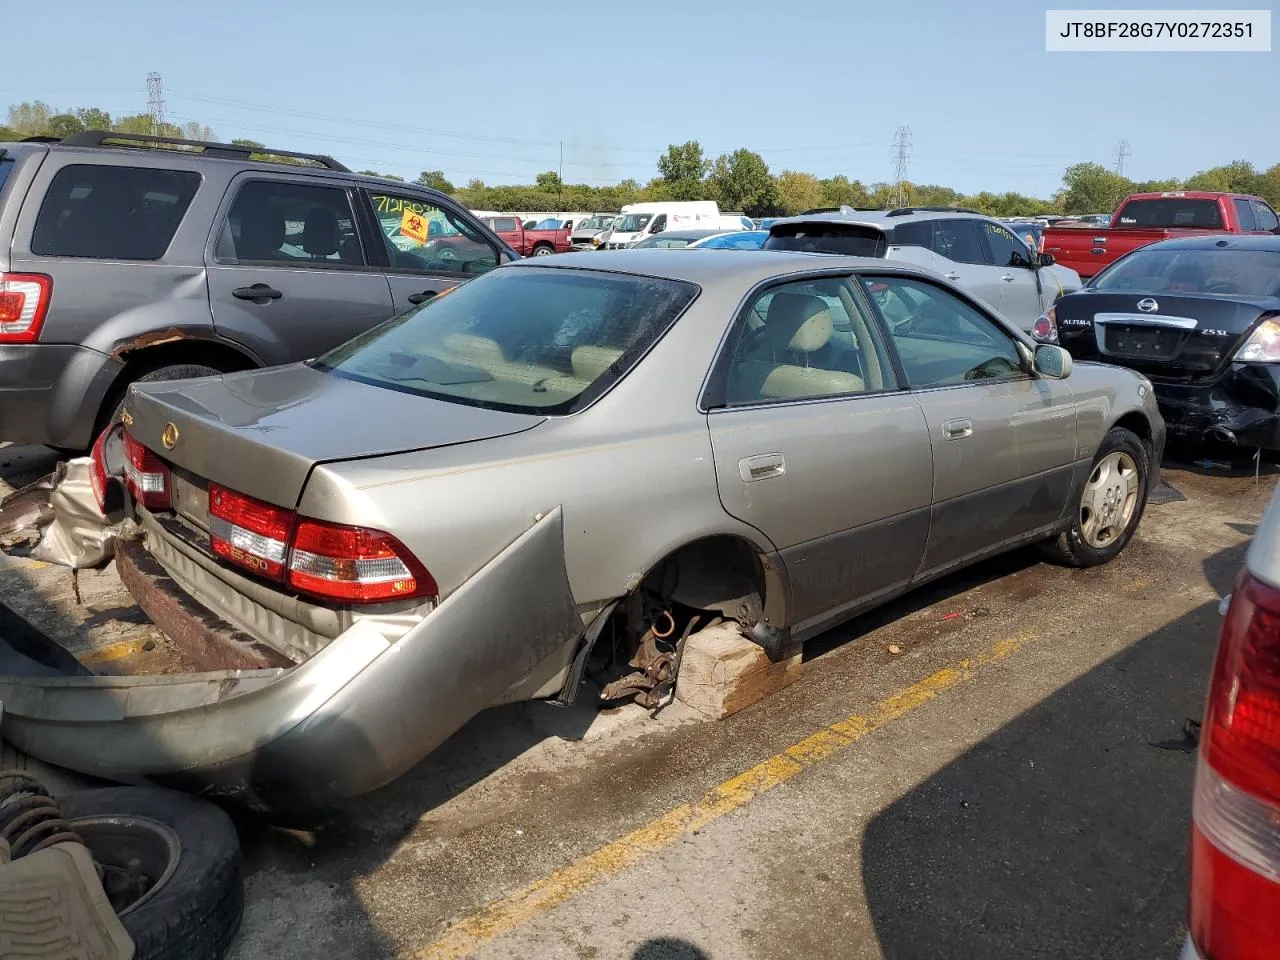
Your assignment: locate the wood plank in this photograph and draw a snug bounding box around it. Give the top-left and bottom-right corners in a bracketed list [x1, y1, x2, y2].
[675, 622, 802, 720]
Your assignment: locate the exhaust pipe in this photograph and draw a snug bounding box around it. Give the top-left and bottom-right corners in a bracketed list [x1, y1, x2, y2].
[1207, 425, 1238, 446]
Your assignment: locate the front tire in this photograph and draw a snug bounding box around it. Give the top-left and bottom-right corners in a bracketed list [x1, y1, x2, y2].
[1040, 426, 1149, 568]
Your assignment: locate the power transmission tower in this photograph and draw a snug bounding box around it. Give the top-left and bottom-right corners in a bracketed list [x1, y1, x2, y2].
[891, 126, 912, 207]
[1113, 140, 1130, 177]
[146, 73, 166, 137]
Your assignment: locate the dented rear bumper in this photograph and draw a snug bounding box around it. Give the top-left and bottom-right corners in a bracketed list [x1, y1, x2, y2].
[0, 508, 584, 813]
[1154, 363, 1280, 450]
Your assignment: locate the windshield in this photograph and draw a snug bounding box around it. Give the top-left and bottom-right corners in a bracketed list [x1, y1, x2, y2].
[615, 214, 653, 233]
[1116, 198, 1224, 229]
[579, 216, 613, 230]
[1092, 248, 1280, 298]
[315, 267, 698, 414]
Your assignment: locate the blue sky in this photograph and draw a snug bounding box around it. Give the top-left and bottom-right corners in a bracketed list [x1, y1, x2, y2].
[3, 0, 1275, 198]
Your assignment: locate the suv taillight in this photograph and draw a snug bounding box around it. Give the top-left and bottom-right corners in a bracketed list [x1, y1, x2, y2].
[0, 273, 52, 343]
[207, 482, 436, 604]
[1032, 306, 1058, 344]
[123, 431, 171, 511]
[1190, 572, 1280, 960]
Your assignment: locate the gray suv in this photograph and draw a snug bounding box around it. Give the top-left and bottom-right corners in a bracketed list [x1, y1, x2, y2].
[766, 207, 1084, 331]
[0, 131, 517, 450]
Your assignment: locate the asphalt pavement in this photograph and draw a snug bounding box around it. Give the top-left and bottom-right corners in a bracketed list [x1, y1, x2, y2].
[0, 442, 1268, 960]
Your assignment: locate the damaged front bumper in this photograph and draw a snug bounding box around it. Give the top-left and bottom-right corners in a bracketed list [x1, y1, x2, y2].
[1154, 362, 1280, 450]
[0, 506, 585, 813]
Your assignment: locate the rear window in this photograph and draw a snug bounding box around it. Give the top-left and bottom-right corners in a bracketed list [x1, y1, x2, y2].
[764, 222, 886, 257]
[1092, 248, 1280, 299]
[31, 164, 201, 260]
[0, 159, 13, 197]
[315, 266, 698, 414]
[1115, 198, 1224, 229]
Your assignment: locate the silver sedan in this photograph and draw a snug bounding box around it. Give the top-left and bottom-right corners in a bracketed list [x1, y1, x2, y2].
[0, 250, 1165, 811]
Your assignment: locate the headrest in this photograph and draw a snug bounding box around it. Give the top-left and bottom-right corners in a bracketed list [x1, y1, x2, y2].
[441, 333, 505, 364]
[303, 207, 340, 257]
[764, 293, 833, 354]
[236, 207, 285, 260]
[571, 346, 624, 381]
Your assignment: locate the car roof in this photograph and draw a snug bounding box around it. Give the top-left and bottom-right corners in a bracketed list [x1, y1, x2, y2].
[510, 248, 924, 285]
[647, 229, 723, 240]
[767, 207, 1005, 233]
[1130, 234, 1280, 253]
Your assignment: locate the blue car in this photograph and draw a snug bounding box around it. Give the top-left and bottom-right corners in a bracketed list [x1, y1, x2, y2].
[688, 230, 769, 250]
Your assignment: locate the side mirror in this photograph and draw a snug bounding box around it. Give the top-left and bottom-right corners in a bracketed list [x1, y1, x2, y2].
[1037, 252, 1056, 267]
[1033, 344, 1072, 379]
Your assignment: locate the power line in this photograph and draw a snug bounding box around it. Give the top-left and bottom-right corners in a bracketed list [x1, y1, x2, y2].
[146, 73, 165, 137]
[1114, 140, 1130, 177]
[892, 126, 911, 207]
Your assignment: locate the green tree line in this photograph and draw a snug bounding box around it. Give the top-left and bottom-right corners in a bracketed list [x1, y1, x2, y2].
[6, 102, 1278, 218]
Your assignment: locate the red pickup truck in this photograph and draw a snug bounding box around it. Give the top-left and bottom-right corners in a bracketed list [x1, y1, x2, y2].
[479, 216, 573, 257]
[1042, 191, 1280, 279]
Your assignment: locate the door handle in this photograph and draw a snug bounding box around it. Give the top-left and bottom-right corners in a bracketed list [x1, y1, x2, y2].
[232, 283, 283, 303]
[944, 272, 961, 281]
[739, 453, 786, 482]
[1000, 274, 1015, 282]
[942, 418, 973, 440]
[406, 290, 438, 305]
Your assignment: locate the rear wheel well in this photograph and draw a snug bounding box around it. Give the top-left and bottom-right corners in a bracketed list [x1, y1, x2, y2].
[96, 341, 259, 436]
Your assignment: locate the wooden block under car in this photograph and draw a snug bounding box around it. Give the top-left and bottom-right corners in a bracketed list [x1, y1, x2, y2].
[675, 621, 801, 720]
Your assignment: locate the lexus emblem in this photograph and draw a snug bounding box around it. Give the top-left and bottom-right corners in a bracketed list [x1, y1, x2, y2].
[160, 422, 180, 450]
[1137, 298, 1159, 313]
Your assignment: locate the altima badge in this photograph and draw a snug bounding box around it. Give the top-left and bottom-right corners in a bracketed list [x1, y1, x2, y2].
[161, 422, 180, 450]
[1137, 298, 1159, 313]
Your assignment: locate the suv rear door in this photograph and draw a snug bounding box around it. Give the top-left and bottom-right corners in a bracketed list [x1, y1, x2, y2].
[206, 174, 394, 363]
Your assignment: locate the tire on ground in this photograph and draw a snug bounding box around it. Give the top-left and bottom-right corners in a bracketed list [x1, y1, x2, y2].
[106, 364, 224, 433]
[59, 786, 243, 960]
[1040, 425, 1150, 568]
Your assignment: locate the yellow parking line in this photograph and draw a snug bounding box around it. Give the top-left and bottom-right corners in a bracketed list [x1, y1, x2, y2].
[411, 631, 1035, 960]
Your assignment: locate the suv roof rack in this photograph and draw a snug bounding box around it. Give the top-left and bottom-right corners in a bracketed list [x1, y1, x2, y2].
[58, 130, 350, 172]
[886, 206, 983, 217]
[21, 135, 63, 144]
[798, 204, 883, 215]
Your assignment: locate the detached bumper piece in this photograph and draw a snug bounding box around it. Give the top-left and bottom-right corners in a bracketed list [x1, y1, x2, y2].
[0, 508, 583, 813]
[1155, 363, 1280, 450]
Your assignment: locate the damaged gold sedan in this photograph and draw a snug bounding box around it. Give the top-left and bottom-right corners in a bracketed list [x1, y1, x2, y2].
[0, 251, 1164, 812]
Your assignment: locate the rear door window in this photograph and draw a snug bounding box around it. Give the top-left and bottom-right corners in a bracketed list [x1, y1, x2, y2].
[1234, 199, 1258, 232]
[214, 180, 366, 267]
[31, 164, 201, 260]
[932, 219, 986, 265]
[1254, 202, 1278, 232]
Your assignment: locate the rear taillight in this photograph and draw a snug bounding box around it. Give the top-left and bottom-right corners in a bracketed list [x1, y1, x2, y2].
[208, 484, 293, 580]
[206, 484, 436, 603]
[1032, 306, 1058, 344]
[0, 273, 52, 343]
[123, 431, 171, 511]
[1190, 572, 1280, 960]
[288, 520, 436, 603]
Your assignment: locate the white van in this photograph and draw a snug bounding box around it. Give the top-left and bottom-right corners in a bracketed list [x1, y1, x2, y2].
[602, 201, 721, 248]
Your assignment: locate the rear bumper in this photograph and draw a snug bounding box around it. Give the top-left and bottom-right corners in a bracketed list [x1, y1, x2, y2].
[0, 344, 122, 448]
[1154, 363, 1280, 450]
[0, 508, 584, 813]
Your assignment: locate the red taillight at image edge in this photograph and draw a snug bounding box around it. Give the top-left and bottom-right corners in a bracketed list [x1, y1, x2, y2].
[123, 429, 171, 511]
[0, 273, 52, 343]
[1190, 573, 1280, 960]
[207, 482, 437, 603]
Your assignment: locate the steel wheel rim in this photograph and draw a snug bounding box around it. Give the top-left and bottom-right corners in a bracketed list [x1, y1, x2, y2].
[71, 814, 181, 916]
[1080, 451, 1139, 549]
[534, 246, 552, 256]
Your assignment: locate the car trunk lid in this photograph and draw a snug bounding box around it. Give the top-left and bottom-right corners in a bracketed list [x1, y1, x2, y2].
[1055, 291, 1274, 380]
[124, 362, 546, 511]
